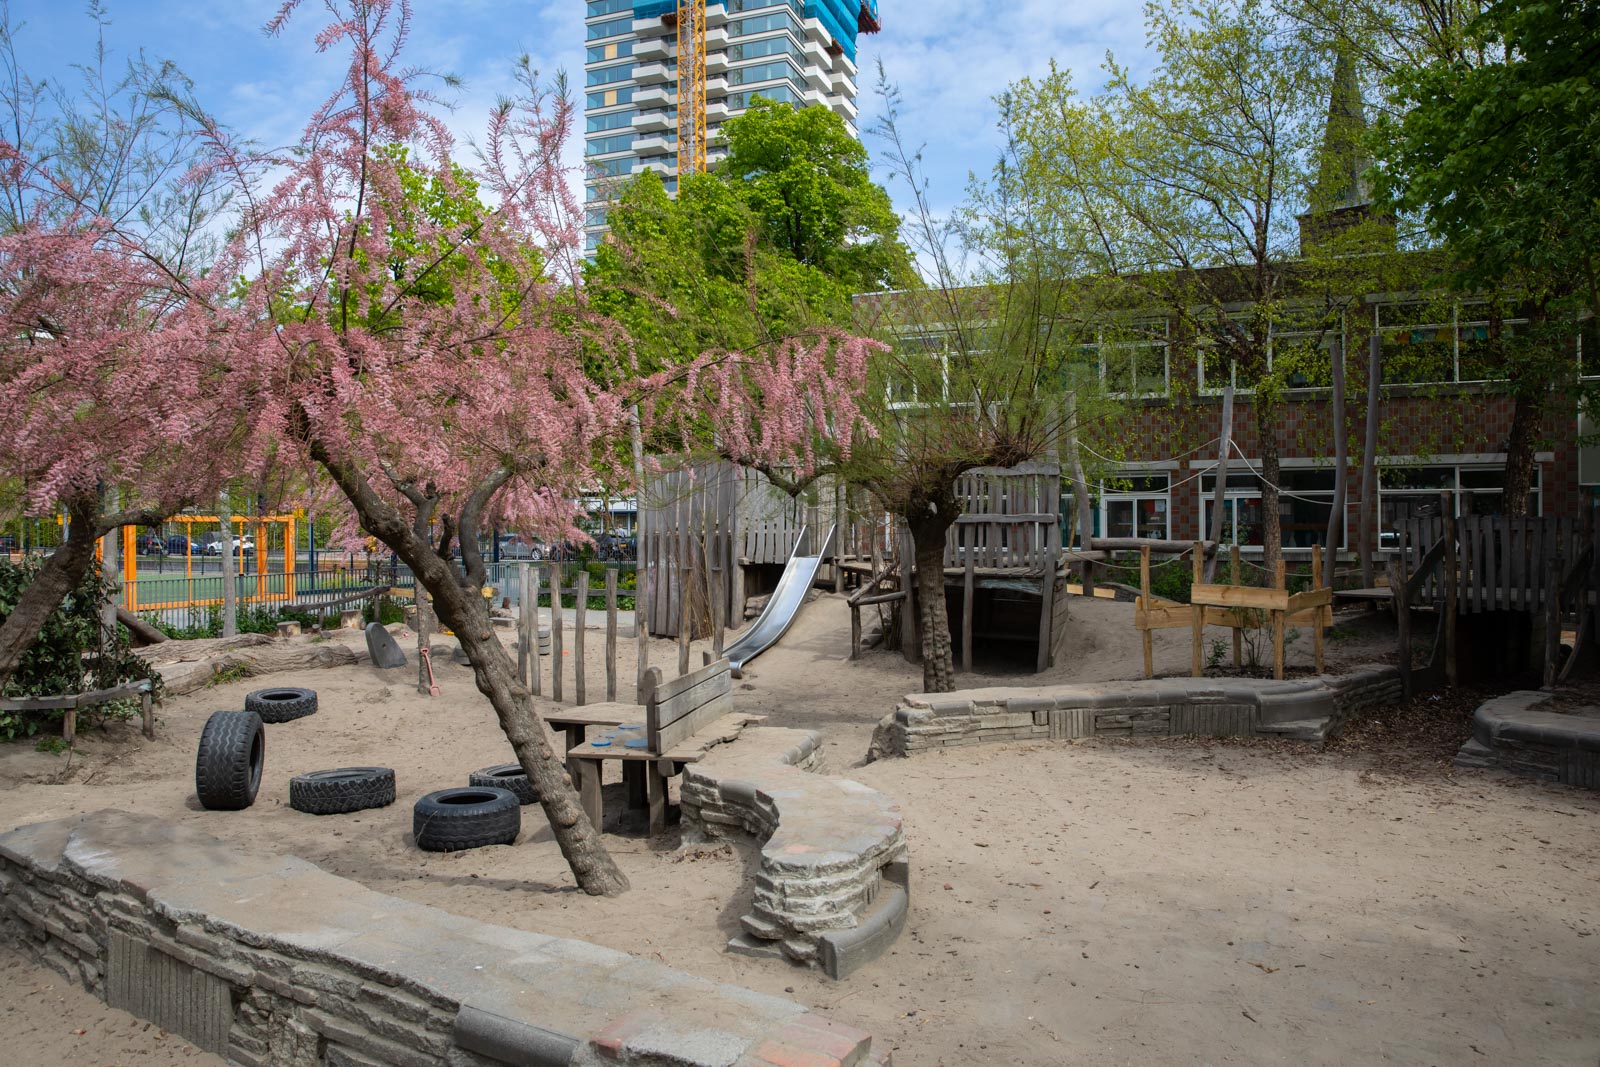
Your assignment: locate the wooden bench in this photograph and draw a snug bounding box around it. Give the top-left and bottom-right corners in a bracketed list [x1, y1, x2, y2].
[567, 657, 764, 837]
[0, 678, 156, 743]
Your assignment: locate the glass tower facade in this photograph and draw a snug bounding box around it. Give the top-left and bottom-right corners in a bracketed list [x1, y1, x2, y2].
[582, 0, 882, 250]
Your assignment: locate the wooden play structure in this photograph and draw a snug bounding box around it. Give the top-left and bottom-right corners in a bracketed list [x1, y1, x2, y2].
[1383, 510, 1600, 693]
[842, 462, 1068, 673]
[1134, 542, 1333, 680]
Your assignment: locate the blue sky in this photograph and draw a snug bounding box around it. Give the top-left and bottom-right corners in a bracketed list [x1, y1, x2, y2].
[7, 1, 1154, 221]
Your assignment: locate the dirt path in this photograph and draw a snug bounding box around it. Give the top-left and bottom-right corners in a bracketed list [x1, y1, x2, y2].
[2, 595, 1596, 1065]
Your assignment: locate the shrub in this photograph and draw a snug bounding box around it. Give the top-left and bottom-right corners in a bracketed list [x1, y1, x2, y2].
[0, 557, 162, 740]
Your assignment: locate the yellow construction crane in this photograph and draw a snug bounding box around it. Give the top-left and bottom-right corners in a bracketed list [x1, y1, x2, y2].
[676, 0, 707, 177]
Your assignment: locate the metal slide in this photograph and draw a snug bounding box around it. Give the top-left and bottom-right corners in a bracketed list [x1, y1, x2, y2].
[724, 524, 835, 677]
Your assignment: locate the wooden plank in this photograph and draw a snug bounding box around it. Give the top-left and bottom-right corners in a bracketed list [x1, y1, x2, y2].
[653, 689, 734, 753]
[1273, 559, 1288, 681]
[654, 657, 729, 703]
[1485, 514, 1499, 611]
[1391, 555, 1412, 697]
[575, 571, 589, 706]
[1545, 550, 1562, 688]
[1036, 571, 1055, 673]
[1191, 584, 1292, 611]
[575, 758, 603, 832]
[550, 564, 564, 703]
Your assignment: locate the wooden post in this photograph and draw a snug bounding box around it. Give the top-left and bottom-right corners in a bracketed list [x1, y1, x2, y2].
[575, 571, 589, 706]
[1204, 381, 1236, 582]
[62, 704, 75, 746]
[517, 564, 532, 689]
[1273, 558, 1287, 680]
[962, 527, 975, 673]
[1066, 391, 1096, 597]
[550, 564, 564, 703]
[1311, 544, 1325, 674]
[140, 688, 154, 740]
[1390, 555, 1412, 698]
[605, 568, 619, 702]
[711, 554, 725, 657]
[1230, 544, 1243, 669]
[1443, 497, 1459, 687]
[1544, 550, 1562, 689]
[1361, 329, 1381, 587]
[1191, 540, 1204, 678]
[530, 566, 543, 697]
[1324, 335, 1349, 585]
[677, 559, 691, 677]
[1140, 543, 1153, 679]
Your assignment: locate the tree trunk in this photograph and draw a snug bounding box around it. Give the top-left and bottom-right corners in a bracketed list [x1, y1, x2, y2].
[317, 451, 629, 896]
[1260, 404, 1283, 578]
[908, 516, 956, 693]
[0, 499, 101, 688]
[1503, 387, 1546, 519]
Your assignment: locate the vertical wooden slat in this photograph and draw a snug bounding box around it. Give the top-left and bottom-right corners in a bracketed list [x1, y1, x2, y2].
[550, 564, 564, 703]
[1485, 513, 1499, 611]
[530, 565, 543, 697]
[1140, 544, 1153, 679]
[962, 524, 974, 673]
[1272, 558, 1287, 681]
[606, 567, 618, 702]
[574, 571, 588, 706]
[1311, 544, 1325, 673]
[1444, 505, 1458, 687]
[517, 563, 532, 688]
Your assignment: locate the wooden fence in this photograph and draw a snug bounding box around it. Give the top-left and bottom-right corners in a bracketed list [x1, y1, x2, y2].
[1397, 515, 1592, 613]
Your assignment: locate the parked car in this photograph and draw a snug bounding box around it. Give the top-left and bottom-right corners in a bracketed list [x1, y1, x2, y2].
[164, 535, 195, 555]
[199, 534, 254, 555]
[496, 535, 542, 560]
[136, 533, 166, 555]
[0, 534, 17, 553]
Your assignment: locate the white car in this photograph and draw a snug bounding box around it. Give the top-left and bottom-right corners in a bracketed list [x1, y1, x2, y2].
[200, 535, 255, 555]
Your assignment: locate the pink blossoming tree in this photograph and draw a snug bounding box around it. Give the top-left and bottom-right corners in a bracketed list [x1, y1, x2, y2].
[204, 0, 875, 893]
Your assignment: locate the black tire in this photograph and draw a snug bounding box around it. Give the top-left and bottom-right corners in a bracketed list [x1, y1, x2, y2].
[289, 767, 396, 815]
[468, 764, 537, 805]
[413, 787, 521, 852]
[244, 686, 318, 723]
[195, 711, 264, 811]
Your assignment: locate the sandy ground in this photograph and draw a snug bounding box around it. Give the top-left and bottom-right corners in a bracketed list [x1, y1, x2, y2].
[2, 595, 1597, 1066]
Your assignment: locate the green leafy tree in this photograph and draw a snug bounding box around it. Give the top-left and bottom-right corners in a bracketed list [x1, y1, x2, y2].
[1374, 0, 1600, 512]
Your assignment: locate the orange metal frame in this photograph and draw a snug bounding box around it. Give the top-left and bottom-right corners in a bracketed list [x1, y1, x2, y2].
[119, 514, 298, 613]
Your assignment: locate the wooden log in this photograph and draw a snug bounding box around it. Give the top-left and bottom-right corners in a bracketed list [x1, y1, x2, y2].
[850, 603, 862, 661]
[116, 607, 168, 646]
[551, 564, 564, 703]
[1230, 544, 1242, 668]
[1360, 330, 1381, 587]
[140, 688, 154, 740]
[606, 568, 619, 703]
[575, 571, 589, 706]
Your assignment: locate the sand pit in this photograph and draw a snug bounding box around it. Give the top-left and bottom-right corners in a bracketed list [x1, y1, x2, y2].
[2, 595, 1597, 1065]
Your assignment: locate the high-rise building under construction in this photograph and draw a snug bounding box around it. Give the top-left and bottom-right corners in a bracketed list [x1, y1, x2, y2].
[582, 1, 882, 251]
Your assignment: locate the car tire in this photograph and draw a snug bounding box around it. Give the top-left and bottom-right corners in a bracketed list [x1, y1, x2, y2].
[289, 767, 396, 815]
[195, 710, 265, 811]
[244, 686, 318, 723]
[413, 787, 521, 852]
[468, 763, 537, 805]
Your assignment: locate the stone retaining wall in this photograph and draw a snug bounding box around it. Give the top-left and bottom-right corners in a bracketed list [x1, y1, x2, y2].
[869, 665, 1403, 759]
[679, 727, 909, 980]
[0, 811, 890, 1067]
[1455, 691, 1600, 790]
